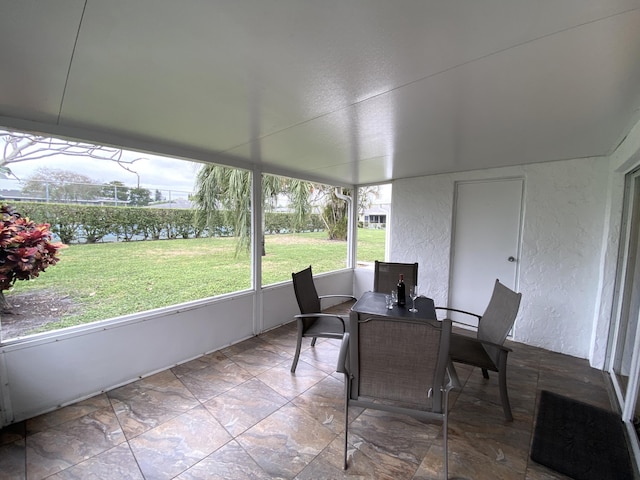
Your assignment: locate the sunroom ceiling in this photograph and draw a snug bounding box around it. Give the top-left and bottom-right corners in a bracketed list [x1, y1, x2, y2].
[1, 1, 640, 186]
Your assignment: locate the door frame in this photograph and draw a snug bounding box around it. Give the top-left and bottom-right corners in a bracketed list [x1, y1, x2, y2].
[608, 167, 640, 461]
[448, 177, 525, 328]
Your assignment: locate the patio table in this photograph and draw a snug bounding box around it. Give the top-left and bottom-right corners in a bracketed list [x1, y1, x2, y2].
[350, 291, 437, 321]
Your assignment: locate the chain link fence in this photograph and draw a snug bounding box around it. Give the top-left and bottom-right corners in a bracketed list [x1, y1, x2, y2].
[0, 178, 192, 208]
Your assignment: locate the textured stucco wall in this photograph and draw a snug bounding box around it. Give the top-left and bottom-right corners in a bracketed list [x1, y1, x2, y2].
[516, 160, 609, 358]
[391, 157, 610, 360]
[390, 175, 454, 307]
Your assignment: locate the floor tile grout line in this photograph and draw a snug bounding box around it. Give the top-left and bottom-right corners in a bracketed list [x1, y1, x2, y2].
[6, 324, 616, 480]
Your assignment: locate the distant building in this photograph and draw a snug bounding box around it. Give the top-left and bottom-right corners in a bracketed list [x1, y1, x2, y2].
[360, 204, 390, 229]
[0, 189, 45, 202]
[0, 189, 129, 206]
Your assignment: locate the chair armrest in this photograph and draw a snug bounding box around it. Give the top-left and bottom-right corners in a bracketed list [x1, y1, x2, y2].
[319, 294, 357, 302]
[435, 307, 482, 328]
[294, 313, 348, 328]
[336, 332, 350, 374]
[435, 306, 482, 320]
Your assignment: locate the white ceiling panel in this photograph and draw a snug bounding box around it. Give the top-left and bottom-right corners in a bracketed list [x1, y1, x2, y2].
[1, 0, 640, 185]
[0, 0, 85, 122]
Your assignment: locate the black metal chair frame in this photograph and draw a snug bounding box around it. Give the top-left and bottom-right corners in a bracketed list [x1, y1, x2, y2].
[290, 265, 356, 372]
[437, 279, 522, 421]
[373, 260, 418, 294]
[337, 314, 455, 478]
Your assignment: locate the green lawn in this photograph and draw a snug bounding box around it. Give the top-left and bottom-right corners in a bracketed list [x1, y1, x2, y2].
[6, 228, 385, 332]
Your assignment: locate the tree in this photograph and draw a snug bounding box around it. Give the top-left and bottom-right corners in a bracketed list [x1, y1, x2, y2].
[321, 187, 350, 240]
[129, 187, 152, 206]
[98, 182, 151, 206]
[21, 168, 100, 202]
[1, 131, 134, 178]
[193, 165, 253, 255]
[286, 178, 313, 232]
[154, 189, 164, 202]
[1, 132, 150, 197]
[358, 185, 379, 216]
[192, 164, 349, 254]
[101, 181, 129, 203]
[0, 204, 64, 313]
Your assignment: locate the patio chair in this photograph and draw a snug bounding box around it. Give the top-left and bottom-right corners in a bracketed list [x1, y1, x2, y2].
[290, 266, 356, 372]
[337, 314, 455, 478]
[373, 261, 418, 294]
[437, 279, 522, 421]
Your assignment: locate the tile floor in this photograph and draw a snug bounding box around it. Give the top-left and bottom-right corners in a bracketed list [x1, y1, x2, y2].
[0, 322, 626, 479]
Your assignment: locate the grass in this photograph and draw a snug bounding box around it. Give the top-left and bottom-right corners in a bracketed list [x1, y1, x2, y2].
[7, 229, 385, 332]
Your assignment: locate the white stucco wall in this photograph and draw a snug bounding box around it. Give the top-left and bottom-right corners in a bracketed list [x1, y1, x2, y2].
[517, 160, 609, 357]
[391, 157, 610, 361]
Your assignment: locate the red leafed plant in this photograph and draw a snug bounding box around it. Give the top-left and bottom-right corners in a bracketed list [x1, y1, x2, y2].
[0, 204, 64, 313]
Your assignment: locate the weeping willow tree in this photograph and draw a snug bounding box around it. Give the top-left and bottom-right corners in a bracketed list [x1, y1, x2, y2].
[192, 165, 253, 255]
[192, 164, 349, 255]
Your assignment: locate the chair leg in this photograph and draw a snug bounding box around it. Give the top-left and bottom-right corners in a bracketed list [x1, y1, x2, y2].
[498, 353, 513, 421]
[442, 387, 450, 480]
[291, 335, 302, 373]
[481, 368, 489, 379]
[311, 336, 317, 347]
[343, 376, 350, 470]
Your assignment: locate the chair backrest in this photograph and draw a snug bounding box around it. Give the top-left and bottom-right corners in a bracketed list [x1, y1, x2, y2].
[478, 279, 522, 361]
[292, 265, 321, 314]
[373, 261, 419, 294]
[349, 314, 451, 412]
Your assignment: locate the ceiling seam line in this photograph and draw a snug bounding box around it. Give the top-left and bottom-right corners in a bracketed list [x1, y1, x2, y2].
[219, 6, 640, 155]
[367, 6, 640, 102]
[57, 0, 89, 125]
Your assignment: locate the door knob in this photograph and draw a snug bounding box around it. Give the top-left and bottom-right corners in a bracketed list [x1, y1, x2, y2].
[508, 256, 516, 262]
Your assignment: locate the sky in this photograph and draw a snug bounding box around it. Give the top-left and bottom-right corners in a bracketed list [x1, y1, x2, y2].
[4, 146, 202, 199]
[1, 132, 392, 203]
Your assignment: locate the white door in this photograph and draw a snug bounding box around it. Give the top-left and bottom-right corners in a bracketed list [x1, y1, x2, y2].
[449, 178, 523, 326]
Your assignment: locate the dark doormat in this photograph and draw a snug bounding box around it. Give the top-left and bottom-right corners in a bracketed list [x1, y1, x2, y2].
[530, 390, 634, 480]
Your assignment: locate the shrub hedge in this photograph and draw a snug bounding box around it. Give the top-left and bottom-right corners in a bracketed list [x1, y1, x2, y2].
[11, 202, 325, 244]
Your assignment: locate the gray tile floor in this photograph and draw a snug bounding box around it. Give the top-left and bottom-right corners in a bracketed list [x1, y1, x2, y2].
[0, 322, 622, 479]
